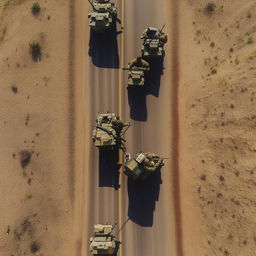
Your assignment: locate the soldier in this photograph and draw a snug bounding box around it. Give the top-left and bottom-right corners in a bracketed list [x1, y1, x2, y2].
[143, 155, 156, 172]
[141, 27, 168, 45]
[111, 116, 125, 134]
[159, 32, 168, 44]
[111, 116, 130, 151]
[143, 152, 163, 172]
[151, 153, 163, 169]
[128, 56, 150, 71]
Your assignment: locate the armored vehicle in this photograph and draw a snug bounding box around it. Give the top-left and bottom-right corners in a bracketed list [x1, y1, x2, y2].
[125, 57, 150, 87]
[141, 27, 167, 58]
[90, 224, 116, 255]
[88, 0, 117, 32]
[124, 152, 165, 180]
[92, 113, 130, 150]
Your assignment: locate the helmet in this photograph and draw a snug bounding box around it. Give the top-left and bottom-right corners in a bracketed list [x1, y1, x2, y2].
[147, 27, 158, 36]
[147, 154, 153, 160]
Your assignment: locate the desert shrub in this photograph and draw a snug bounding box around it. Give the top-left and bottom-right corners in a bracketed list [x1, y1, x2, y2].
[30, 241, 40, 253]
[28, 41, 41, 61]
[19, 150, 32, 168]
[0, 27, 7, 41]
[210, 42, 215, 48]
[247, 36, 253, 44]
[204, 3, 216, 15]
[211, 68, 217, 74]
[31, 2, 40, 15]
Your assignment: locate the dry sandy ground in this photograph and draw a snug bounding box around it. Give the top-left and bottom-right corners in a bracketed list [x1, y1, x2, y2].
[180, 0, 256, 255]
[0, 0, 77, 255]
[1, 0, 256, 256]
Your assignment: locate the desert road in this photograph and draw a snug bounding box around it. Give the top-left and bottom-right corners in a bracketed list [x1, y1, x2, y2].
[72, 0, 180, 256]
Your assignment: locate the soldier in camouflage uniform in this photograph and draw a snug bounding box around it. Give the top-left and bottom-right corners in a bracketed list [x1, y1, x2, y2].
[128, 56, 150, 71]
[143, 152, 163, 172]
[111, 116, 129, 135]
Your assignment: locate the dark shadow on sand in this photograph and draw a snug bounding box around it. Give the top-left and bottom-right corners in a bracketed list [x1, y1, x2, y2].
[113, 240, 121, 256]
[127, 86, 147, 122]
[127, 169, 162, 227]
[144, 57, 164, 97]
[88, 23, 120, 68]
[99, 148, 121, 190]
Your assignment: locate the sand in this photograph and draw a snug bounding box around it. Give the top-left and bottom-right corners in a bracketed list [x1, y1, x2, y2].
[180, 0, 256, 255]
[0, 0, 76, 255]
[1, 0, 256, 255]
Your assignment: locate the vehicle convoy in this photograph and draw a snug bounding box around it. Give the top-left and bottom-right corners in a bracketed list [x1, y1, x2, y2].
[141, 26, 168, 58]
[88, 0, 117, 32]
[125, 56, 150, 86]
[124, 152, 165, 180]
[90, 224, 116, 255]
[92, 113, 130, 150]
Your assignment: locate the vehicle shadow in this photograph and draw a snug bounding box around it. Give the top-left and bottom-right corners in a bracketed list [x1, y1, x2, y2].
[114, 240, 121, 256]
[98, 148, 121, 190]
[127, 86, 147, 122]
[127, 169, 162, 227]
[145, 57, 164, 97]
[88, 24, 120, 68]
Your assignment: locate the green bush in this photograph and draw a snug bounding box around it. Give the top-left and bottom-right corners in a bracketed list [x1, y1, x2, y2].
[31, 2, 41, 15]
[29, 41, 41, 61]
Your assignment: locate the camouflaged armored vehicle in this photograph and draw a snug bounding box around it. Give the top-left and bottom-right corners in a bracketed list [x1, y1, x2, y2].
[92, 113, 130, 150]
[90, 224, 116, 255]
[124, 152, 165, 180]
[141, 27, 167, 58]
[125, 57, 150, 87]
[88, 0, 117, 32]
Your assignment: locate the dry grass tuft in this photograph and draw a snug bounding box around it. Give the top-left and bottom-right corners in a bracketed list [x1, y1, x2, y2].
[3, 0, 25, 8]
[28, 41, 42, 61]
[31, 2, 40, 15]
[0, 27, 7, 41]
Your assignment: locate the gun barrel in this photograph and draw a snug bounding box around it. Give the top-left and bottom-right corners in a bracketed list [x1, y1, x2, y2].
[160, 24, 166, 33]
[112, 222, 118, 230]
[88, 0, 95, 9]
